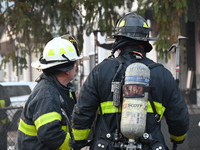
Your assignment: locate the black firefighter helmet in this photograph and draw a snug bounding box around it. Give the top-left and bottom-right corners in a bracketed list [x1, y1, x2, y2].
[113, 12, 158, 41]
[110, 12, 158, 55]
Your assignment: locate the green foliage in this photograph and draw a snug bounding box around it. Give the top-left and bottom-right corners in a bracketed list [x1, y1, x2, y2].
[0, 0, 193, 73]
[83, 0, 132, 36]
[137, 0, 188, 62]
[0, 0, 83, 74]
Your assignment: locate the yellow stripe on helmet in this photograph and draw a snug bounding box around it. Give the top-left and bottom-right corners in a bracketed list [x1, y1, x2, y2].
[0, 100, 5, 107]
[143, 22, 149, 28]
[60, 48, 67, 54]
[118, 20, 125, 27]
[48, 49, 55, 55]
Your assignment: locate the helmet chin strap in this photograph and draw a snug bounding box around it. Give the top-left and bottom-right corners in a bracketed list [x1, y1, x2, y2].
[109, 39, 129, 58]
[61, 54, 70, 61]
[39, 54, 71, 64]
[109, 36, 152, 58]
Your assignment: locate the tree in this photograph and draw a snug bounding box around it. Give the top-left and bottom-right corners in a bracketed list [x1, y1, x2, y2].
[137, 0, 188, 62]
[0, 0, 83, 73]
[0, 0, 194, 72]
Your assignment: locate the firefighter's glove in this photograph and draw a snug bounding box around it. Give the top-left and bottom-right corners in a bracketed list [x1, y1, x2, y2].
[70, 140, 88, 150]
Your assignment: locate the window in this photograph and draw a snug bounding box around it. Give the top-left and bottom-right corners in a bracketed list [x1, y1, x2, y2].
[4, 86, 31, 97]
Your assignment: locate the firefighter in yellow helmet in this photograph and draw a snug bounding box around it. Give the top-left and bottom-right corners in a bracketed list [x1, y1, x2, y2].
[16, 35, 83, 150]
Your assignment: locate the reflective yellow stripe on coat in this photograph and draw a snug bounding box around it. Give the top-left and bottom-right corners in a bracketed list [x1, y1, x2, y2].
[18, 112, 62, 136]
[18, 112, 71, 150]
[170, 133, 186, 142]
[147, 101, 166, 119]
[99, 101, 122, 114]
[73, 100, 165, 141]
[73, 128, 91, 141]
[34, 112, 62, 130]
[99, 100, 165, 118]
[18, 119, 37, 136]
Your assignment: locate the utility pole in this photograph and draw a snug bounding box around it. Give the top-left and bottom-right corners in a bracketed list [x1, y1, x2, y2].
[168, 35, 188, 86]
[93, 30, 99, 66]
[168, 35, 187, 150]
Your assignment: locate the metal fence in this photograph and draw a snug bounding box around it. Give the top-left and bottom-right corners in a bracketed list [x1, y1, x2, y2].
[0, 106, 22, 150]
[1, 89, 200, 150]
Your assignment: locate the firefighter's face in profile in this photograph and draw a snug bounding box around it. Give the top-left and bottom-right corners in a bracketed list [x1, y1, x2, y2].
[68, 62, 78, 81]
[118, 49, 122, 54]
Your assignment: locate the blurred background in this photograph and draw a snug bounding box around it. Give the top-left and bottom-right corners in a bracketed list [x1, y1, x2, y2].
[0, 0, 200, 149]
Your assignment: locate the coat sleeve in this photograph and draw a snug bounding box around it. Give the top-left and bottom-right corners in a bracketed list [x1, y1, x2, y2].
[0, 85, 11, 107]
[31, 87, 71, 150]
[99, 43, 113, 50]
[72, 65, 100, 142]
[162, 69, 189, 144]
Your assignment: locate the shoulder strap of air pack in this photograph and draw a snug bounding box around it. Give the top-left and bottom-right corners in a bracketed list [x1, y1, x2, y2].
[146, 63, 163, 123]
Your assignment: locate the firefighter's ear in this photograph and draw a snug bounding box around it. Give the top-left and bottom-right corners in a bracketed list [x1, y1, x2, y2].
[65, 71, 70, 75]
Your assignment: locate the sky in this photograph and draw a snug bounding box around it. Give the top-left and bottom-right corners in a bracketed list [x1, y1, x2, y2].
[1, 1, 14, 11]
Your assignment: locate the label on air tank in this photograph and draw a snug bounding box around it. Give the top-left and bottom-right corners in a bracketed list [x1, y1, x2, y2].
[125, 76, 149, 84]
[121, 99, 147, 125]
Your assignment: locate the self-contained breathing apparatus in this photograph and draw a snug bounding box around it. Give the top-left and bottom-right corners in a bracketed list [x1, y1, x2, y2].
[96, 12, 170, 150]
[99, 54, 166, 150]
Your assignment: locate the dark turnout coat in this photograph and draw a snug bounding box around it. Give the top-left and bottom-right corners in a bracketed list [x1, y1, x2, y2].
[17, 74, 76, 150]
[0, 84, 11, 126]
[72, 47, 189, 150]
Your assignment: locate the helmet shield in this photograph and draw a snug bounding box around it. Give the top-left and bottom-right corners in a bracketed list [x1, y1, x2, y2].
[113, 12, 158, 41]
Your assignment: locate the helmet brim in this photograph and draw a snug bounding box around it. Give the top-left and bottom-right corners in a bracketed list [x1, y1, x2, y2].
[31, 56, 84, 70]
[112, 34, 158, 41]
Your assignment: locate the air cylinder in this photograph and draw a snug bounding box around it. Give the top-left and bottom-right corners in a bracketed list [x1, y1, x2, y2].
[120, 62, 150, 139]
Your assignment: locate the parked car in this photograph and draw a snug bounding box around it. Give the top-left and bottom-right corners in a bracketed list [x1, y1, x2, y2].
[0, 82, 37, 131]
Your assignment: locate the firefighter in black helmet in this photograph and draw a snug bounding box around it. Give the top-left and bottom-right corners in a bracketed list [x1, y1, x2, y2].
[72, 12, 189, 150]
[111, 12, 157, 56]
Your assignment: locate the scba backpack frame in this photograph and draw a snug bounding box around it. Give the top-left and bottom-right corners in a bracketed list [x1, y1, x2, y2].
[98, 54, 167, 150]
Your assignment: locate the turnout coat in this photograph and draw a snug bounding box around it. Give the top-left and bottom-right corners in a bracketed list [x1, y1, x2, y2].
[72, 47, 189, 150]
[17, 74, 76, 150]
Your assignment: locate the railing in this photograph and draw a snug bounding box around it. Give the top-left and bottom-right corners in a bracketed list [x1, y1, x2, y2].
[0, 106, 23, 150]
